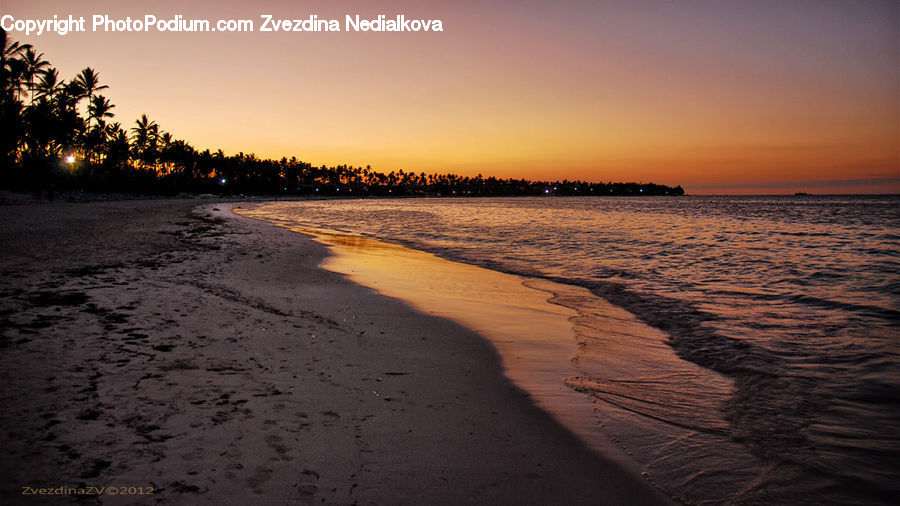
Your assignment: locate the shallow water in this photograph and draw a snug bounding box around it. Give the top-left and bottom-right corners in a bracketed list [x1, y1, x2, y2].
[240, 195, 899, 505]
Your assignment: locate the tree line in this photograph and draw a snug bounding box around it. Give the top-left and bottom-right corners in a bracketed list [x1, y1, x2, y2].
[1, 29, 684, 197]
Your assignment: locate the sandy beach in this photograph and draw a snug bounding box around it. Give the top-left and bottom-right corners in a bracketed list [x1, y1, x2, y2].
[0, 199, 669, 505]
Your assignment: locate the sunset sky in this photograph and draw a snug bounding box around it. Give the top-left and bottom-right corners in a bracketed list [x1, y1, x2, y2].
[4, 0, 898, 194]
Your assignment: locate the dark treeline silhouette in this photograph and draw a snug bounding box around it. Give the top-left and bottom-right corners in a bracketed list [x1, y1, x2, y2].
[1, 30, 684, 198]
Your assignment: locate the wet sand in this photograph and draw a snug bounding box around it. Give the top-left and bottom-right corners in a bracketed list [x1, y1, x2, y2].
[0, 199, 669, 505]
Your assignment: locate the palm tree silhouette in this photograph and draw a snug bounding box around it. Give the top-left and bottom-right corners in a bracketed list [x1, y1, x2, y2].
[1, 28, 30, 99]
[79, 94, 116, 165]
[88, 95, 115, 128]
[74, 67, 108, 108]
[131, 114, 159, 171]
[34, 68, 64, 102]
[55, 80, 81, 111]
[159, 131, 173, 150]
[20, 48, 50, 104]
[1, 28, 29, 62]
[131, 114, 156, 148]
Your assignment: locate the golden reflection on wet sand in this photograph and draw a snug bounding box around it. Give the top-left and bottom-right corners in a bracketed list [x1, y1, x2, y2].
[235, 202, 754, 493]
[293, 225, 629, 454]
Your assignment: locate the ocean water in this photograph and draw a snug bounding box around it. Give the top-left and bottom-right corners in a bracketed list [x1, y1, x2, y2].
[244, 196, 899, 505]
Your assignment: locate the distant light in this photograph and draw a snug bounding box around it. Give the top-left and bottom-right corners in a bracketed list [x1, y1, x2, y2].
[640, 188, 644, 193]
[220, 178, 227, 184]
[545, 189, 550, 194]
[65, 155, 75, 164]
[553, 186, 557, 190]
[315, 188, 319, 192]
[336, 188, 340, 192]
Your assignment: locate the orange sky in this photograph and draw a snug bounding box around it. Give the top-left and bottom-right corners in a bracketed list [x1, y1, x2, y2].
[4, 0, 898, 194]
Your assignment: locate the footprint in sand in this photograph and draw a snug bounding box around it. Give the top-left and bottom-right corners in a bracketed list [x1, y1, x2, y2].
[248, 465, 274, 494]
[320, 411, 340, 428]
[264, 433, 292, 461]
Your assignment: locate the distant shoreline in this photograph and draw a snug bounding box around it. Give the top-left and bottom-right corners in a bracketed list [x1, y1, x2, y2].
[2, 189, 896, 207]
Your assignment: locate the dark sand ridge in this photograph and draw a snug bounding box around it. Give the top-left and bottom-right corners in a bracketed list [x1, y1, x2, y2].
[0, 199, 670, 505]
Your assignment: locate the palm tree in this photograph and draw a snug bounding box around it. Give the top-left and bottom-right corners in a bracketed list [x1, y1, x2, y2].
[131, 114, 156, 148]
[105, 121, 123, 138]
[148, 122, 159, 151]
[157, 131, 175, 175]
[131, 114, 158, 171]
[0, 28, 29, 62]
[81, 95, 116, 165]
[74, 67, 108, 106]
[87, 95, 115, 128]
[159, 131, 173, 150]
[1, 28, 30, 97]
[34, 68, 64, 102]
[57, 80, 84, 113]
[102, 122, 130, 172]
[1, 30, 32, 173]
[20, 48, 50, 103]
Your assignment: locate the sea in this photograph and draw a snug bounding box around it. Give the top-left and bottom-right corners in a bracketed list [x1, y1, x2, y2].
[242, 195, 899, 505]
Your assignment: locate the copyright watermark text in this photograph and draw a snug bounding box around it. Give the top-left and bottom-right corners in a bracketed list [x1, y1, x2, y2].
[1, 13, 445, 36]
[21, 485, 155, 496]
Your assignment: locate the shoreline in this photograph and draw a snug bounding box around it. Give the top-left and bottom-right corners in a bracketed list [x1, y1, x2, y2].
[232, 205, 695, 475]
[234, 201, 761, 506]
[0, 199, 670, 505]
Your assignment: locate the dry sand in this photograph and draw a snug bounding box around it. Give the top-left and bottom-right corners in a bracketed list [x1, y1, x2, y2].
[0, 199, 670, 505]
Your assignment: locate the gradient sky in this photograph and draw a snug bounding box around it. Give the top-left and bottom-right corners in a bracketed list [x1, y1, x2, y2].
[5, 0, 898, 194]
